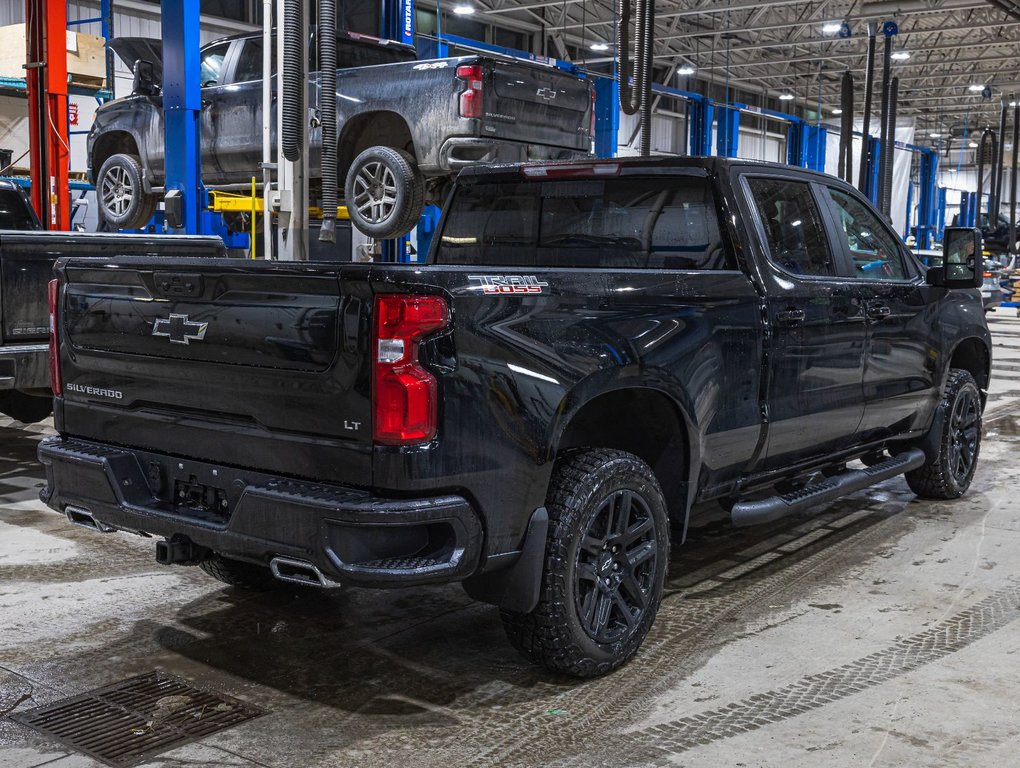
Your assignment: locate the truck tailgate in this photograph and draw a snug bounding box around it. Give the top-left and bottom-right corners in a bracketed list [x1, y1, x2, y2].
[56, 258, 374, 483]
[488, 62, 591, 151]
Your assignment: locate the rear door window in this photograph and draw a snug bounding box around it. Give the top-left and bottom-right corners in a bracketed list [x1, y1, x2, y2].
[199, 42, 232, 87]
[435, 176, 730, 269]
[746, 177, 836, 278]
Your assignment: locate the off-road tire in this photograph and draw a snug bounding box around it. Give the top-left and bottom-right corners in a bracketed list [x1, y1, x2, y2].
[501, 448, 670, 678]
[905, 368, 982, 499]
[95, 153, 158, 230]
[344, 146, 424, 240]
[199, 555, 281, 591]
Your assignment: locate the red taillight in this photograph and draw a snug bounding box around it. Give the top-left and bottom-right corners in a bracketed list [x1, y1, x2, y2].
[457, 64, 484, 119]
[48, 278, 61, 395]
[521, 161, 621, 179]
[373, 294, 450, 445]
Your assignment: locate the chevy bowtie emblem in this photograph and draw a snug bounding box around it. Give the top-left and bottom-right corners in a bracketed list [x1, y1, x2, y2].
[536, 87, 557, 101]
[152, 314, 208, 345]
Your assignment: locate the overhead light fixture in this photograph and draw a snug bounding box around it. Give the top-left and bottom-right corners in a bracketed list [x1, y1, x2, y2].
[968, 84, 987, 92]
[822, 22, 842, 33]
[452, 4, 475, 15]
[891, 51, 911, 61]
[590, 42, 609, 52]
[677, 65, 696, 76]
[832, 107, 843, 115]
[969, 141, 979, 148]
[929, 132, 943, 138]
[779, 93, 795, 101]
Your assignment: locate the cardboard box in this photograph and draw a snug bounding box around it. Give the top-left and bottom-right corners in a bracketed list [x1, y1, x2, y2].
[0, 24, 106, 89]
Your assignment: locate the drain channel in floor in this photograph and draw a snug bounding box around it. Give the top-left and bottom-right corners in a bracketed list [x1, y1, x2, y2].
[12, 671, 266, 767]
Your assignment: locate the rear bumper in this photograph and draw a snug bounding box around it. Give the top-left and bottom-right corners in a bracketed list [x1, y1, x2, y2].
[38, 436, 483, 588]
[0, 343, 49, 391]
[437, 137, 589, 171]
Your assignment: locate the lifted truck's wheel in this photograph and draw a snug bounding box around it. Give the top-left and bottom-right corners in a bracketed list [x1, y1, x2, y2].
[344, 146, 424, 240]
[905, 369, 982, 499]
[501, 448, 669, 678]
[96, 153, 158, 230]
[0, 390, 52, 423]
[199, 555, 281, 592]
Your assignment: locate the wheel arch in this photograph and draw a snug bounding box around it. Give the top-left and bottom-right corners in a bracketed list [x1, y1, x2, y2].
[552, 386, 698, 534]
[90, 131, 144, 184]
[338, 111, 417, 185]
[947, 337, 991, 403]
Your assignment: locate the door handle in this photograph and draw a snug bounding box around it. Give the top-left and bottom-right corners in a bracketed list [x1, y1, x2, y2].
[776, 308, 806, 326]
[201, 98, 211, 108]
[867, 303, 892, 319]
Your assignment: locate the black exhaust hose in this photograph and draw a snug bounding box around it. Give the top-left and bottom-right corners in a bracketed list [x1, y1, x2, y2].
[885, 77, 897, 219]
[994, 98, 1008, 218]
[618, 0, 637, 115]
[878, 34, 892, 215]
[318, 0, 338, 243]
[858, 25, 877, 193]
[839, 71, 853, 182]
[638, 0, 653, 156]
[976, 128, 996, 221]
[281, 0, 304, 162]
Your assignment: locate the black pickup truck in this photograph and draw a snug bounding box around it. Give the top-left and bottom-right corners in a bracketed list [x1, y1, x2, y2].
[92, 31, 593, 237]
[39, 158, 990, 677]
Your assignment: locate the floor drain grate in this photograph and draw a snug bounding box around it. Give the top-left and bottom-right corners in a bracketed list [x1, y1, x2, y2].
[12, 671, 266, 767]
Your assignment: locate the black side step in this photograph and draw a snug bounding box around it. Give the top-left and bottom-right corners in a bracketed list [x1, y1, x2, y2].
[731, 448, 926, 527]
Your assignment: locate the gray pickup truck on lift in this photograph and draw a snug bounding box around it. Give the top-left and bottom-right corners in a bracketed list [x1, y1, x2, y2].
[90, 30, 594, 238]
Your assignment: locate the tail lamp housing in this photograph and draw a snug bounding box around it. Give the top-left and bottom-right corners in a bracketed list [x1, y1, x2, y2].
[373, 294, 450, 445]
[48, 278, 61, 395]
[457, 64, 484, 119]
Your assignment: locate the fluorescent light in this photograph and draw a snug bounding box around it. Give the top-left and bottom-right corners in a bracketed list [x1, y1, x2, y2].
[891, 51, 911, 61]
[590, 42, 609, 52]
[779, 93, 795, 101]
[969, 141, 979, 148]
[831, 107, 843, 115]
[929, 132, 943, 138]
[968, 84, 987, 92]
[452, 4, 475, 15]
[822, 22, 842, 33]
[678, 66, 696, 76]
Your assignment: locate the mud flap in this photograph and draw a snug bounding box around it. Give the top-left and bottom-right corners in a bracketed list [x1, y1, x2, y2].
[462, 507, 548, 613]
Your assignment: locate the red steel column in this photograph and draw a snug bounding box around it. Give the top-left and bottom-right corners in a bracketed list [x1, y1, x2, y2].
[26, 0, 70, 230]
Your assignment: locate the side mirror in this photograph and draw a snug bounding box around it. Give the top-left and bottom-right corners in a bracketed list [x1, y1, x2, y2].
[132, 60, 158, 97]
[927, 227, 983, 288]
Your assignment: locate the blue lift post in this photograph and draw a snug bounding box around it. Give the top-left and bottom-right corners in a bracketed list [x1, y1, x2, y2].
[161, 0, 204, 234]
[914, 148, 938, 248]
[716, 104, 739, 158]
[593, 76, 619, 159]
[381, 0, 417, 262]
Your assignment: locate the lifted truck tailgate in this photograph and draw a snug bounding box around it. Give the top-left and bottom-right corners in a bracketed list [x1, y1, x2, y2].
[56, 257, 374, 483]
[487, 61, 591, 151]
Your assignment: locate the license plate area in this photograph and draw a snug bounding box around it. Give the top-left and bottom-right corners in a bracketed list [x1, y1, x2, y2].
[173, 475, 229, 524]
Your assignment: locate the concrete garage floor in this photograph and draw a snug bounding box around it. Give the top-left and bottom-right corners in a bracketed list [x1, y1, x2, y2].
[2, 315, 1020, 768]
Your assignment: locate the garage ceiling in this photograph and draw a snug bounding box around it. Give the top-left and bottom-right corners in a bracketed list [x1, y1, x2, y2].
[478, 0, 1020, 136]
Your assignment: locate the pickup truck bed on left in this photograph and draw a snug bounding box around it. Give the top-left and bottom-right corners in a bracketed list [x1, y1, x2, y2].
[0, 231, 225, 423]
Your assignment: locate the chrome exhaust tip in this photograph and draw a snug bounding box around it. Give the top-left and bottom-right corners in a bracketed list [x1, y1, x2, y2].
[269, 556, 341, 589]
[64, 505, 115, 533]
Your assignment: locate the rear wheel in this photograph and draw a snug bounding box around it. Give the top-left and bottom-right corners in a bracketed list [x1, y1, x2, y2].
[501, 448, 669, 678]
[96, 153, 157, 230]
[906, 368, 982, 499]
[199, 555, 280, 592]
[344, 146, 424, 240]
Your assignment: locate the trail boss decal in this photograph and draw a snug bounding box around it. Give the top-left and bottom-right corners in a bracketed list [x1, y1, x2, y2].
[468, 275, 549, 295]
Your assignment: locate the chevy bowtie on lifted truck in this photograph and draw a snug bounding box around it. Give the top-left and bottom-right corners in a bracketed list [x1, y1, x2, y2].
[40, 158, 991, 677]
[91, 31, 593, 238]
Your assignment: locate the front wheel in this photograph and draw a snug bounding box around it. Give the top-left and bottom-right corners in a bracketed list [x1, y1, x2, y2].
[501, 448, 670, 678]
[344, 146, 424, 240]
[95, 153, 157, 230]
[905, 368, 982, 499]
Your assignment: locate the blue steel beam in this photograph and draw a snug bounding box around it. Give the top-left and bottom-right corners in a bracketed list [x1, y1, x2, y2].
[161, 0, 204, 234]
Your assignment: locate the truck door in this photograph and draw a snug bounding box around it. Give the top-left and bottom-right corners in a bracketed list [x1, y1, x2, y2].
[194, 40, 236, 185]
[820, 185, 938, 440]
[741, 174, 868, 470]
